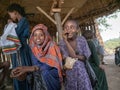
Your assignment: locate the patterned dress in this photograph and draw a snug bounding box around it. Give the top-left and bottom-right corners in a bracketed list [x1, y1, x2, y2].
[59, 36, 93, 90]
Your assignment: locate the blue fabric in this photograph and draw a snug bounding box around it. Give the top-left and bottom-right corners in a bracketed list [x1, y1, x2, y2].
[32, 54, 61, 90]
[11, 17, 32, 90]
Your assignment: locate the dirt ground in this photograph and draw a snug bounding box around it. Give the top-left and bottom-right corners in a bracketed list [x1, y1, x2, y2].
[104, 54, 120, 90]
[4, 54, 120, 90]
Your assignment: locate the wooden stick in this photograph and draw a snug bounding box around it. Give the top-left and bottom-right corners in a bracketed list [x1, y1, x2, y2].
[58, 0, 64, 7]
[52, 8, 61, 12]
[50, 0, 57, 15]
[54, 13, 63, 41]
[36, 6, 57, 24]
[62, 7, 75, 25]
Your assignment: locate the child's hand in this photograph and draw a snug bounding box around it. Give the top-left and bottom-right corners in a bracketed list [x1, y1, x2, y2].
[62, 31, 68, 40]
[10, 66, 26, 78]
[10, 66, 27, 81]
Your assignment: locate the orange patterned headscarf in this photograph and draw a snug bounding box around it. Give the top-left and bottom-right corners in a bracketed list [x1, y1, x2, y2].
[29, 24, 62, 80]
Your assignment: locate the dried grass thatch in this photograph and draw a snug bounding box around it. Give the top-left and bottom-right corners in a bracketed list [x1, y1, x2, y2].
[0, 0, 120, 34]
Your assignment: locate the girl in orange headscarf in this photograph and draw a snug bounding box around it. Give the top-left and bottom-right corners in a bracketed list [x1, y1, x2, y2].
[11, 24, 63, 90]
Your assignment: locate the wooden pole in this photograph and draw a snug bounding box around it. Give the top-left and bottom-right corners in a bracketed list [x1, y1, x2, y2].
[62, 7, 75, 25]
[36, 6, 57, 24]
[91, 18, 96, 34]
[50, 0, 57, 15]
[52, 8, 61, 13]
[58, 0, 64, 7]
[54, 13, 63, 41]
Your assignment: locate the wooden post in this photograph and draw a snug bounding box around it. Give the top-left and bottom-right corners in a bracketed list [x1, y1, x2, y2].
[54, 13, 63, 41]
[50, 0, 57, 15]
[58, 0, 64, 7]
[36, 0, 64, 41]
[1, 53, 3, 62]
[91, 18, 96, 34]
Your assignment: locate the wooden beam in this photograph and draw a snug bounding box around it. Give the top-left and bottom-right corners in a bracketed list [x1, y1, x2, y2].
[50, 0, 64, 15]
[62, 7, 75, 25]
[36, 6, 57, 25]
[54, 13, 63, 41]
[50, 0, 57, 15]
[52, 8, 61, 13]
[58, 0, 64, 7]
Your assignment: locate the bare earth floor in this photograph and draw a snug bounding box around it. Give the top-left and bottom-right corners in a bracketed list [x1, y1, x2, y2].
[104, 54, 120, 90]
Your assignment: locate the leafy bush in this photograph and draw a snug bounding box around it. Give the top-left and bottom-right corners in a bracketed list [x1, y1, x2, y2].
[104, 38, 120, 54]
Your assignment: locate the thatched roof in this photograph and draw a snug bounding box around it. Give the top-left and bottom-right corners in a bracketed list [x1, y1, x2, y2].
[1, 0, 120, 19]
[0, 0, 120, 35]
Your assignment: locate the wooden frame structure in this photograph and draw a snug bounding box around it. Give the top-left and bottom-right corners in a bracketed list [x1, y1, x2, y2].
[36, 0, 75, 41]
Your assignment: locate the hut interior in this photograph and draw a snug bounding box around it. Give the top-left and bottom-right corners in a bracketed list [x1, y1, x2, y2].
[0, 0, 120, 34]
[0, 0, 120, 61]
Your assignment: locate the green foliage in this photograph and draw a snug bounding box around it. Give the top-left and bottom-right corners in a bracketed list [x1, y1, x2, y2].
[104, 38, 120, 50]
[96, 9, 120, 31]
[97, 17, 111, 31]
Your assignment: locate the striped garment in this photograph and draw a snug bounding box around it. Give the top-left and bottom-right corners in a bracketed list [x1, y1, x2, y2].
[0, 22, 21, 54]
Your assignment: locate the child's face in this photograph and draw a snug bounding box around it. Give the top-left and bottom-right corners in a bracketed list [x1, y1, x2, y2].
[64, 21, 78, 39]
[33, 30, 45, 45]
[8, 11, 17, 22]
